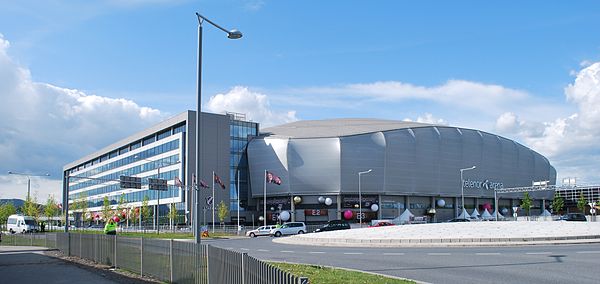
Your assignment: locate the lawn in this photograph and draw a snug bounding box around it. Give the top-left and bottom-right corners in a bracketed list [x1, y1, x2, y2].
[269, 262, 415, 284]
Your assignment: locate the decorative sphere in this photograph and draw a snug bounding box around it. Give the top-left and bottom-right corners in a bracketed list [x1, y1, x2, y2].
[270, 207, 275, 211]
[324, 198, 333, 206]
[318, 196, 325, 204]
[293, 196, 302, 204]
[279, 211, 291, 221]
[501, 208, 508, 214]
[112, 216, 120, 223]
[436, 199, 446, 207]
[371, 204, 379, 212]
[258, 216, 264, 221]
[343, 210, 353, 220]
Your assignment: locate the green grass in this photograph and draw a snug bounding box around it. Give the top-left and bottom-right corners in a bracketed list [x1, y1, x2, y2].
[63, 229, 234, 239]
[269, 262, 415, 284]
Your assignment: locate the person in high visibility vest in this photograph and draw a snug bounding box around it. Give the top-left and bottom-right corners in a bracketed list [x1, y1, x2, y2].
[104, 219, 117, 235]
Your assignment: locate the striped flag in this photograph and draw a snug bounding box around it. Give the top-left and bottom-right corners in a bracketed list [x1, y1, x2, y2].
[174, 176, 183, 188]
[266, 171, 282, 185]
[199, 179, 209, 189]
[214, 173, 226, 189]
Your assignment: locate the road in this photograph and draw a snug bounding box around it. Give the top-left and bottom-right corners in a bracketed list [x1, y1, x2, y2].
[0, 245, 151, 284]
[202, 237, 600, 284]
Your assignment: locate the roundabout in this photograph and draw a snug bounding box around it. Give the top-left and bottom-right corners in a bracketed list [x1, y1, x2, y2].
[273, 221, 600, 247]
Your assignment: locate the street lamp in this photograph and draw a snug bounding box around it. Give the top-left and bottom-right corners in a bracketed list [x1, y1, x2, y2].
[134, 155, 180, 235]
[358, 169, 372, 228]
[195, 12, 242, 244]
[8, 171, 50, 201]
[459, 166, 476, 218]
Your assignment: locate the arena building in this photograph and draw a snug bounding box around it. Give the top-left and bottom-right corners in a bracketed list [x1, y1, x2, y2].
[247, 118, 556, 223]
[63, 114, 556, 226]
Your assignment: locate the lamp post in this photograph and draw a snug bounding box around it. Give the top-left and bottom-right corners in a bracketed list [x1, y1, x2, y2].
[135, 156, 180, 235]
[8, 171, 50, 202]
[195, 12, 242, 244]
[358, 169, 372, 227]
[459, 166, 476, 218]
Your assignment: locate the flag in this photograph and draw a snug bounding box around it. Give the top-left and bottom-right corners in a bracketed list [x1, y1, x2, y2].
[192, 174, 196, 185]
[199, 179, 209, 189]
[174, 176, 183, 188]
[214, 173, 226, 189]
[266, 171, 282, 185]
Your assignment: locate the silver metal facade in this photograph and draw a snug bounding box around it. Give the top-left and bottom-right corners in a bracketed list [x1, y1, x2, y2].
[248, 124, 556, 200]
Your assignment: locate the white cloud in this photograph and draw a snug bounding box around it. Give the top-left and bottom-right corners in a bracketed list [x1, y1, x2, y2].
[0, 34, 163, 202]
[205, 86, 298, 127]
[403, 113, 448, 125]
[494, 62, 600, 184]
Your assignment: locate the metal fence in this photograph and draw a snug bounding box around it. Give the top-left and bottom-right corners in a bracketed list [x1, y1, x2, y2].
[1, 233, 307, 284]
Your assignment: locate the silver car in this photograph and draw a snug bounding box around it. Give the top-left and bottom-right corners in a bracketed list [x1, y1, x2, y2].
[270, 222, 307, 237]
[246, 225, 277, 238]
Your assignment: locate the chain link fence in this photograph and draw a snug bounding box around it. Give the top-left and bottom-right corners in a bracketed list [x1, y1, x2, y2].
[1, 232, 307, 284]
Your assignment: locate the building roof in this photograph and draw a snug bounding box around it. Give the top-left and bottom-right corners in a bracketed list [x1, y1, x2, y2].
[261, 118, 438, 139]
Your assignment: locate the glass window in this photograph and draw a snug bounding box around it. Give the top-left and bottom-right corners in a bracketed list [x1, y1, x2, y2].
[143, 135, 156, 146]
[157, 129, 171, 140]
[131, 140, 141, 150]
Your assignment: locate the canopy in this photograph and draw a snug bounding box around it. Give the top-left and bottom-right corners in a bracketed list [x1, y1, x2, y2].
[491, 209, 504, 219]
[481, 208, 493, 220]
[540, 209, 552, 217]
[457, 208, 470, 219]
[470, 208, 481, 219]
[393, 209, 414, 224]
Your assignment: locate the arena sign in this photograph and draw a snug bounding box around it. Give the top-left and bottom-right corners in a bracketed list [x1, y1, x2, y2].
[463, 179, 504, 190]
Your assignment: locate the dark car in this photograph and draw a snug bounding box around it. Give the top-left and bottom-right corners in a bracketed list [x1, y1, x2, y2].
[447, 218, 471, 222]
[314, 220, 350, 233]
[369, 221, 395, 227]
[560, 213, 587, 221]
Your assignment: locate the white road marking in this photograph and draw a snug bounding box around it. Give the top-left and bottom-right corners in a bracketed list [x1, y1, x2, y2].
[343, 252, 364, 255]
[576, 251, 600, 254]
[383, 253, 405, 256]
[257, 249, 270, 252]
[309, 251, 326, 254]
[526, 252, 552, 255]
[280, 250, 295, 253]
[428, 253, 451, 256]
[476, 253, 501, 256]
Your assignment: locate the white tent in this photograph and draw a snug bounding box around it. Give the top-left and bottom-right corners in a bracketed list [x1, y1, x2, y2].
[470, 208, 481, 219]
[457, 208, 470, 219]
[393, 209, 414, 224]
[481, 208, 493, 220]
[491, 209, 504, 220]
[539, 209, 552, 217]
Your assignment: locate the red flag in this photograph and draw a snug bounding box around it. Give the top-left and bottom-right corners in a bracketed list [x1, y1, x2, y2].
[174, 176, 183, 188]
[266, 171, 282, 185]
[199, 179, 209, 189]
[214, 173, 226, 189]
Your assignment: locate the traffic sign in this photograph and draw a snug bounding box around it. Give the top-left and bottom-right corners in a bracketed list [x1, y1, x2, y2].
[206, 196, 213, 206]
[148, 178, 168, 191]
[591, 208, 596, 215]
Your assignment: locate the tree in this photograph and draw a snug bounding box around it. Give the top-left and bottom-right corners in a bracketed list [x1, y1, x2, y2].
[551, 191, 564, 215]
[0, 202, 17, 230]
[141, 195, 151, 227]
[102, 196, 113, 223]
[73, 192, 88, 227]
[44, 195, 59, 230]
[521, 192, 533, 218]
[217, 200, 229, 224]
[116, 193, 126, 222]
[577, 192, 587, 213]
[168, 203, 178, 231]
[22, 194, 40, 221]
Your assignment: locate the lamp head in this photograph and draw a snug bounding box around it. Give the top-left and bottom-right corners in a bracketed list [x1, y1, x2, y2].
[227, 29, 243, 39]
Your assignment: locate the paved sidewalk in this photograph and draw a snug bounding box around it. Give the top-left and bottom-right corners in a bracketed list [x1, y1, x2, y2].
[274, 221, 600, 247]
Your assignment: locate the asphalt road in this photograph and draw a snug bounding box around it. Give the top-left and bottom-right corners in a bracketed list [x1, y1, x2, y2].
[202, 237, 600, 284]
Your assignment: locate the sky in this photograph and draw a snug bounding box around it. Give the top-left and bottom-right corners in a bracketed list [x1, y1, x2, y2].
[1, 0, 600, 202]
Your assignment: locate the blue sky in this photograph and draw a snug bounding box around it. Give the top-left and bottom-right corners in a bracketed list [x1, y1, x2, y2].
[1, 0, 600, 201]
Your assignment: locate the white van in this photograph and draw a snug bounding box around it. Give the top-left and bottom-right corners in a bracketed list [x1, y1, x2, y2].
[7, 214, 39, 233]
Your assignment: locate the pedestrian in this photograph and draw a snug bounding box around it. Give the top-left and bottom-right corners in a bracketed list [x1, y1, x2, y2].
[104, 219, 117, 235]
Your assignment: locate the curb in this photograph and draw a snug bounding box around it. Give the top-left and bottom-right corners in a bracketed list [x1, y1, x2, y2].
[273, 235, 600, 248]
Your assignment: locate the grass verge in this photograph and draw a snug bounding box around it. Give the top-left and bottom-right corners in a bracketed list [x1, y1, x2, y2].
[269, 262, 415, 284]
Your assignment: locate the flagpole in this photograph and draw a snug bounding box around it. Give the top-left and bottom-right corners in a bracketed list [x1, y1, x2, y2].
[212, 171, 215, 233]
[237, 169, 240, 234]
[264, 170, 267, 227]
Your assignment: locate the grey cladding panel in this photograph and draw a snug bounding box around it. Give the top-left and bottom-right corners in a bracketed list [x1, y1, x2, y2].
[340, 133, 385, 194]
[247, 138, 290, 197]
[288, 138, 341, 194]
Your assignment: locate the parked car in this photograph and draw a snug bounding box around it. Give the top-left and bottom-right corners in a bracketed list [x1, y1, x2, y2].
[270, 222, 306, 237]
[314, 220, 350, 233]
[7, 214, 39, 234]
[559, 213, 587, 221]
[447, 218, 471, 222]
[369, 221, 395, 227]
[246, 225, 277, 238]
